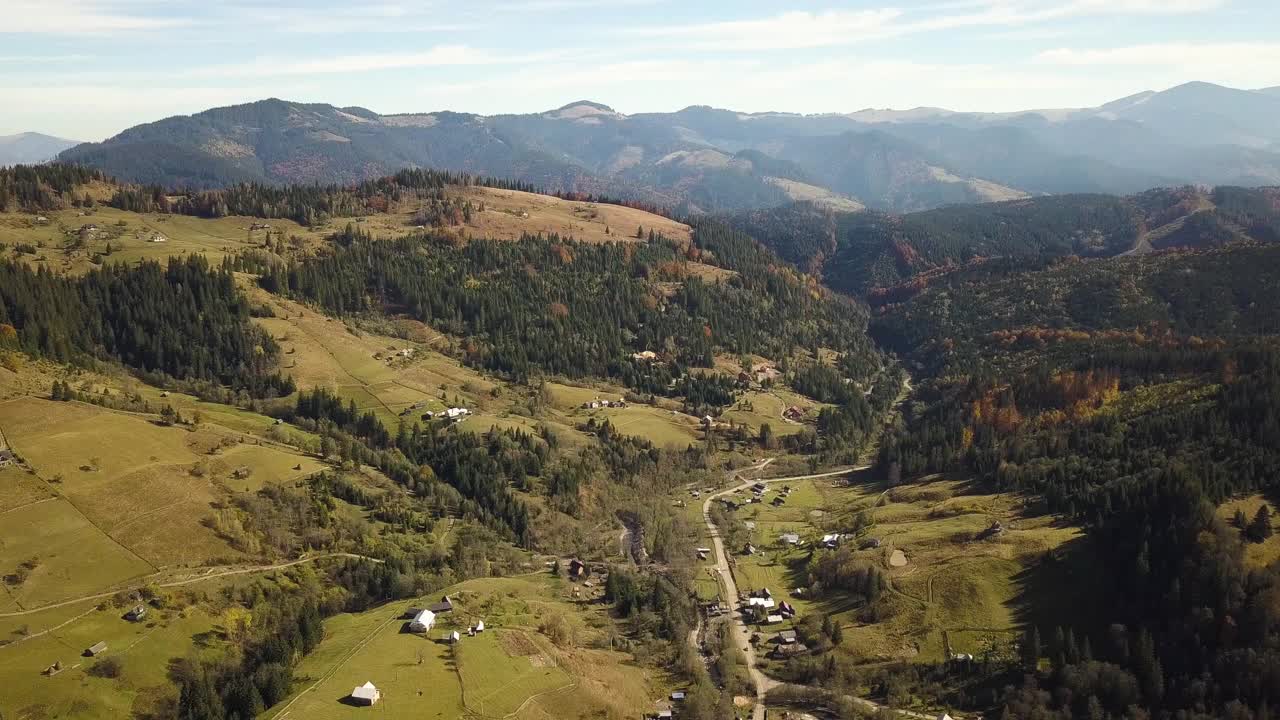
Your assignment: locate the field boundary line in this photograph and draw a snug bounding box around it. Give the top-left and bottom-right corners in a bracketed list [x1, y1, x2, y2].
[0, 495, 58, 516]
[3, 426, 160, 576]
[0, 553, 380, 618]
[271, 612, 400, 719]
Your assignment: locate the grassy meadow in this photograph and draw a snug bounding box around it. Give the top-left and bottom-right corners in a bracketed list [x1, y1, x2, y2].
[274, 574, 661, 720]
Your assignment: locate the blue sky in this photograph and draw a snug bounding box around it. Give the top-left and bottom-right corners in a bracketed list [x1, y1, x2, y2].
[3, 0, 1278, 140]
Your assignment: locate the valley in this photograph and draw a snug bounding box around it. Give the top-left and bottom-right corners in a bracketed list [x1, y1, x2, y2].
[0, 155, 1278, 720]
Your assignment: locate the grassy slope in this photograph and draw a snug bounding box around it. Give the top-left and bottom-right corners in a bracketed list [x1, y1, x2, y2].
[274, 575, 659, 720]
[686, 471, 1079, 668]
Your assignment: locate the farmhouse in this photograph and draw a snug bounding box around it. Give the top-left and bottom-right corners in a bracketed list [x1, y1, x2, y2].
[472, 620, 485, 633]
[778, 601, 797, 618]
[764, 614, 784, 625]
[742, 543, 756, 555]
[409, 608, 436, 633]
[771, 642, 809, 659]
[148, 233, 167, 243]
[771, 496, 786, 507]
[746, 596, 776, 610]
[428, 595, 454, 613]
[84, 641, 108, 657]
[822, 533, 843, 548]
[671, 691, 686, 701]
[775, 629, 798, 644]
[568, 558, 588, 579]
[124, 605, 147, 622]
[349, 681, 381, 706]
[632, 350, 657, 361]
[779, 533, 801, 545]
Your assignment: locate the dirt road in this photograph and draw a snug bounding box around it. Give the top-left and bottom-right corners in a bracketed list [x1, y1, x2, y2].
[0, 552, 381, 618]
[701, 460, 945, 720]
[702, 464, 861, 720]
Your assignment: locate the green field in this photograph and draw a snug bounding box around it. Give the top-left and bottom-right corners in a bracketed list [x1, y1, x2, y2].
[275, 575, 658, 720]
[0, 585, 240, 720]
[0, 206, 332, 277]
[0, 496, 154, 607]
[711, 472, 1081, 666]
[1, 396, 324, 575]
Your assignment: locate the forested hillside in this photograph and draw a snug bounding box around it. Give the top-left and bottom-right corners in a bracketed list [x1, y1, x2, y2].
[0, 255, 293, 396]
[247, 219, 884, 402]
[734, 185, 1280, 296]
[870, 243, 1280, 718]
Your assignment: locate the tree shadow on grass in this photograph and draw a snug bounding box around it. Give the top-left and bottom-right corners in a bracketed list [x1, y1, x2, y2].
[1006, 533, 1100, 633]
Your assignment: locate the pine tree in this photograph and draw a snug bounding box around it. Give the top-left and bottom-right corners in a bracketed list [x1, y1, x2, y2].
[1248, 505, 1273, 543]
[1022, 626, 1041, 671]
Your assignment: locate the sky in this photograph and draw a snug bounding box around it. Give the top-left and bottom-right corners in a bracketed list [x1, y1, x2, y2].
[2, 0, 1279, 140]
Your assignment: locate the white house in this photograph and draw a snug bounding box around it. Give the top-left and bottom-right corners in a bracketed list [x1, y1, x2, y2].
[822, 533, 842, 548]
[746, 596, 776, 609]
[409, 608, 436, 633]
[448, 630, 461, 643]
[444, 407, 470, 419]
[350, 681, 381, 706]
[764, 614, 784, 625]
[780, 533, 801, 545]
[473, 620, 485, 633]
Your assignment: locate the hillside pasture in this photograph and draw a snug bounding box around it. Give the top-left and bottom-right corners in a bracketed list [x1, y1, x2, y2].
[276, 574, 658, 720]
[0, 207, 328, 276]
[722, 472, 1080, 667]
[0, 396, 322, 579]
[0, 496, 154, 608]
[453, 186, 692, 246]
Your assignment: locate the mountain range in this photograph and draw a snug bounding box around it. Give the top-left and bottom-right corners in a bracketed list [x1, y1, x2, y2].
[0, 132, 81, 166]
[54, 81, 1280, 214]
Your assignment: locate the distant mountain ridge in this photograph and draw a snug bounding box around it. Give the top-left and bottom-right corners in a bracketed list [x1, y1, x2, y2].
[730, 185, 1280, 297]
[59, 81, 1280, 213]
[0, 132, 81, 166]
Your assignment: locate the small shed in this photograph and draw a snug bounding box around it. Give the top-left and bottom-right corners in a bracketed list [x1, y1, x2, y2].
[84, 642, 107, 657]
[764, 614, 784, 625]
[350, 681, 381, 706]
[447, 630, 461, 644]
[671, 690, 686, 702]
[428, 596, 454, 613]
[473, 620, 485, 633]
[779, 533, 800, 545]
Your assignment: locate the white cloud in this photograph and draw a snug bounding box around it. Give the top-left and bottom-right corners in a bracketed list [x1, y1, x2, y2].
[2, 0, 190, 34]
[1037, 42, 1280, 67]
[185, 46, 564, 78]
[625, 9, 904, 50]
[621, 1, 1225, 51]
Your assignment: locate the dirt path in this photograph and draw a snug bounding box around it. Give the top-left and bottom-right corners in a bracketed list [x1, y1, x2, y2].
[700, 441, 942, 717]
[0, 552, 382, 618]
[702, 462, 860, 720]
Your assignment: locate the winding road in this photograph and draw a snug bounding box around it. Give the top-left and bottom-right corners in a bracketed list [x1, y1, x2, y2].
[702, 463, 861, 720]
[700, 370, 937, 720]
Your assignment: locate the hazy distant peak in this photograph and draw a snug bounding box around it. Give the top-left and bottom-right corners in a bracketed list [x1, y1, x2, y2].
[0, 131, 82, 165]
[846, 107, 954, 123]
[547, 101, 621, 121]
